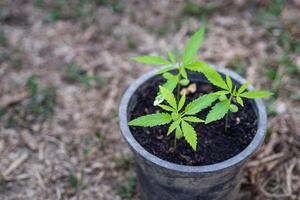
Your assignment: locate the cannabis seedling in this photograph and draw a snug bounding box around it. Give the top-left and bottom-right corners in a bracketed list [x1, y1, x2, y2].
[131, 27, 206, 105]
[128, 27, 273, 151]
[185, 61, 273, 129]
[129, 86, 219, 150]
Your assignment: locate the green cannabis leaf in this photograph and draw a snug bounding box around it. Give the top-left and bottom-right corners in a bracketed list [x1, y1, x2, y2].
[202, 70, 273, 125]
[237, 82, 249, 95]
[182, 27, 206, 65]
[167, 120, 181, 135]
[181, 120, 197, 151]
[128, 113, 172, 127]
[167, 51, 176, 64]
[131, 27, 208, 106]
[128, 86, 205, 151]
[239, 91, 274, 99]
[183, 116, 204, 122]
[186, 61, 228, 90]
[205, 99, 230, 124]
[177, 93, 186, 111]
[131, 56, 170, 65]
[184, 93, 219, 115]
[159, 86, 177, 109]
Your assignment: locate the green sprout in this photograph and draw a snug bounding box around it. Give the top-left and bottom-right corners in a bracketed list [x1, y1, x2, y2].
[185, 61, 273, 129]
[131, 27, 206, 105]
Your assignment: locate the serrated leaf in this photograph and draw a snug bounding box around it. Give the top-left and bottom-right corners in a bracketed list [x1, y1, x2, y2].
[178, 93, 186, 111]
[167, 120, 181, 135]
[239, 91, 273, 99]
[237, 82, 249, 95]
[167, 51, 176, 64]
[232, 86, 237, 96]
[236, 96, 244, 106]
[205, 99, 230, 124]
[180, 66, 188, 79]
[162, 72, 175, 80]
[226, 74, 232, 92]
[181, 120, 197, 151]
[186, 61, 228, 90]
[229, 104, 238, 112]
[175, 126, 183, 139]
[163, 76, 179, 89]
[158, 77, 178, 98]
[128, 113, 172, 127]
[183, 116, 204, 123]
[179, 79, 190, 86]
[131, 56, 170, 65]
[219, 94, 228, 101]
[182, 27, 206, 65]
[157, 66, 174, 74]
[154, 94, 164, 106]
[158, 104, 176, 112]
[185, 93, 219, 115]
[154, 77, 179, 105]
[186, 60, 207, 72]
[159, 86, 177, 109]
[213, 90, 229, 95]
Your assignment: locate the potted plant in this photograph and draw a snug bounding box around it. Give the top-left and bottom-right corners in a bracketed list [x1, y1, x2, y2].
[119, 27, 272, 200]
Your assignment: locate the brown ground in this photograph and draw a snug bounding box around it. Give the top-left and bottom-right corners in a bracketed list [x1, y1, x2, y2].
[0, 0, 299, 200]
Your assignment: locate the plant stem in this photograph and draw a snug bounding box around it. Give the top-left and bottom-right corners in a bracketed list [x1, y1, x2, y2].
[176, 64, 181, 101]
[176, 84, 180, 102]
[225, 112, 229, 132]
[225, 95, 233, 132]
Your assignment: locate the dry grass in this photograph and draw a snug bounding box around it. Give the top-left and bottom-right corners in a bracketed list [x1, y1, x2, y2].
[0, 0, 299, 199]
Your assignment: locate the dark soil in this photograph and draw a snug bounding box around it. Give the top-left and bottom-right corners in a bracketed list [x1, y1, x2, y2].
[129, 75, 258, 166]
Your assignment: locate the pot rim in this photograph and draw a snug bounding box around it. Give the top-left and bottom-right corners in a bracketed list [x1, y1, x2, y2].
[119, 66, 267, 173]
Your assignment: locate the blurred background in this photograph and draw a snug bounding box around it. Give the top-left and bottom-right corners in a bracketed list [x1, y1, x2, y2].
[0, 0, 299, 199]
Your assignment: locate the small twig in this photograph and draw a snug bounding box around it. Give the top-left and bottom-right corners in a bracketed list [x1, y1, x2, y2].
[95, 171, 105, 181]
[20, 130, 38, 151]
[56, 187, 62, 200]
[35, 169, 46, 191]
[4, 173, 30, 181]
[3, 153, 29, 177]
[259, 177, 291, 198]
[247, 153, 284, 168]
[286, 162, 296, 196]
[257, 132, 279, 159]
[0, 92, 27, 107]
[38, 142, 45, 161]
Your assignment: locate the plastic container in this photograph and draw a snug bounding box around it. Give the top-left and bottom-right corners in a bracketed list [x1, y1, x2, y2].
[119, 66, 267, 200]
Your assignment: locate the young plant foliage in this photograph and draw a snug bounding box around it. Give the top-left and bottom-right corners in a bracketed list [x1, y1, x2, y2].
[185, 60, 273, 124]
[129, 26, 273, 152]
[128, 86, 210, 151]
[131, 27, 207, 105]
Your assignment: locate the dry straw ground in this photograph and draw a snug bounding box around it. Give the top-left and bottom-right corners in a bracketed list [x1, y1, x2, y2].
[0, 0, 299, 199]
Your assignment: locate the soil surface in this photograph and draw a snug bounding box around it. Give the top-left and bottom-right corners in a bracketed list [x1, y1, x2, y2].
[129, 75, 257, 166]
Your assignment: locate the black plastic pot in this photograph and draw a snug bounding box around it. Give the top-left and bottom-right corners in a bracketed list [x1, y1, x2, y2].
[119, 66, 267, 200]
